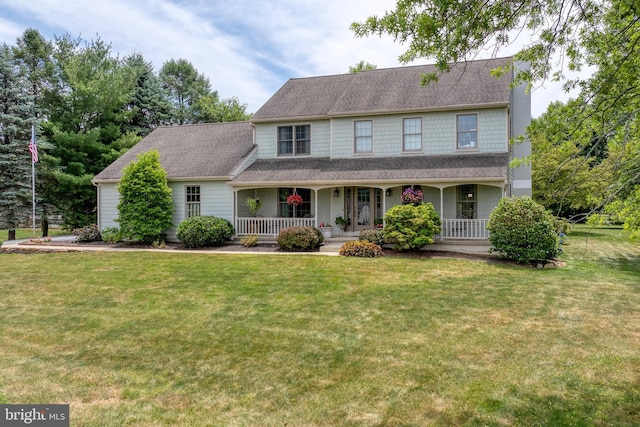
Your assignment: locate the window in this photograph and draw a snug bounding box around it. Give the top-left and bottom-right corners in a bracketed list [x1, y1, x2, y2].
[457, 184, 476, 219]
[278, 125, 310, 156]
[278, 188, 311, 218]
[403, 117, 422, 151]
[186, 186, 201, 217]
[354, 120, 373, 153]
[457, 114, 477, 149]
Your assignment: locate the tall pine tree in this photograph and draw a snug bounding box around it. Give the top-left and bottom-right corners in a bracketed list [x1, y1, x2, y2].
[0, 44, 35, 240]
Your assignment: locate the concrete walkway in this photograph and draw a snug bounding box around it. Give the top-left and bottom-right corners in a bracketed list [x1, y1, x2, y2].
[1, 235, 495, 257]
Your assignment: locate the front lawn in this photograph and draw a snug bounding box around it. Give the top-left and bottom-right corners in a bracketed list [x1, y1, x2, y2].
[0, 226, 639, 426]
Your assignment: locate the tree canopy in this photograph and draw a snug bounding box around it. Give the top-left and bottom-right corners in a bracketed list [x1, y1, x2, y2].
[1, 28, 253, 231]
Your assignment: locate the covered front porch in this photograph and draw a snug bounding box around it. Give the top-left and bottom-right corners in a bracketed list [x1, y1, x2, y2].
[233, 183, 503, 240]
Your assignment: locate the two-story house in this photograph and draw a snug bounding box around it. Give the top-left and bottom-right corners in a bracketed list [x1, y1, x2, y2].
[93, 56, 531, 241]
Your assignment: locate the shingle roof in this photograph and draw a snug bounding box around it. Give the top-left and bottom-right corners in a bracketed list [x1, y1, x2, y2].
[93, 122, 255, 182]
[231, 153, 509, 185]
[252, 57, 513, 121]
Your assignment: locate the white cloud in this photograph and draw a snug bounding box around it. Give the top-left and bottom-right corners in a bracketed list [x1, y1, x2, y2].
[0, 0, 592, 116]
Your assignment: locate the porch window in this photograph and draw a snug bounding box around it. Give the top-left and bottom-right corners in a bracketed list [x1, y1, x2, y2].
[354, 120, 373, 153]
[278, 125, 310, 156]
[403, 117, 422, 151]
[457, 184, 476, 219]
[457, 114, 477, 149]
[278, 188, 311, 218]
[186, 185, 201, 217]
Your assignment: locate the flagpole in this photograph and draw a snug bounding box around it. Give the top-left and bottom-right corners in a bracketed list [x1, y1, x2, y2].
[31, 124, 36, 236]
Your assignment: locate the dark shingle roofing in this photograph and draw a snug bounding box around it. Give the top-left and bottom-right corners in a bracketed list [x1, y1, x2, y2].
[231, 153, 509, 185]
[93, 122, 255, 182]
[252, 57, 513, 121]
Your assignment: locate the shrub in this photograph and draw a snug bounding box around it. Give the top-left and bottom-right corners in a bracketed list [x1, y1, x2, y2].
[100, 227, 121, 243]
[359, 229, 385, 245]
[117, 150, 173, 244]
[72, 224, 101, 242]
[383, 203, 441, 251]
[339, 240, 382, 257]
[177, 216, 235, 248]
[487, 196, 560, 264]
[277, 226, 324, 251]
[241, 234, 259, 247]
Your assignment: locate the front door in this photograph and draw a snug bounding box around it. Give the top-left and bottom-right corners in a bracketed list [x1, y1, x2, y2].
[345, 187, 380, 232]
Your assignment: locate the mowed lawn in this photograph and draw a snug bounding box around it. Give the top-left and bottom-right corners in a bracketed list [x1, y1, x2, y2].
[1, 226, 639, 426]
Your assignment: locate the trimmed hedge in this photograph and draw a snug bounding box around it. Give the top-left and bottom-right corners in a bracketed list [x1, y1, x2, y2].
[359, 229, 385, 245]
[277, 226, 324, 251]
[177, 216, 234, 248]
[339, 240, 382, 257]
[487, 196, 559, 264]
[383, 202, 441, 251]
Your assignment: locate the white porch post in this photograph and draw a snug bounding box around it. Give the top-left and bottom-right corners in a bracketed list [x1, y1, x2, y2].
[439, 187, 444, 241]
[314, 189, 318, 227]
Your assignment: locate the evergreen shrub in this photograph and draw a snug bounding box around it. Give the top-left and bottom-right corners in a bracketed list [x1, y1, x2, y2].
[487, 196, 560, 264]
[276, 226, 323, 251]
[383, 203, 441, 251]
[339, 240, 382, 257]
[359, 229, 385, 245]
[177, 216, 234, 248]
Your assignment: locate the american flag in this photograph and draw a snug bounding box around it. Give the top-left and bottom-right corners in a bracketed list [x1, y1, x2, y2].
[29, 130, 38, 163]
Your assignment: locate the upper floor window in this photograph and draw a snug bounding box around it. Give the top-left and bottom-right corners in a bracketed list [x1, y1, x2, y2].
[186, 185, 201, 217]
[354, 120, 373, 153]
[278, 125, 310, 156]
[457, 114, 477, 149]
[403, 117, 422, 151]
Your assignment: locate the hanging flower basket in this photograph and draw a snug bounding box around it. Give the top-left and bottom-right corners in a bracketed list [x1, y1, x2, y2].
[287, 194, 303, 206]
[401, 187, 424, 205]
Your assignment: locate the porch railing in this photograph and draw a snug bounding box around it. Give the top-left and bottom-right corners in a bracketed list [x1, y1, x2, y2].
[236, 217, 316, 236]
[235, 217, 488, 239]
[439, 219, 489, 240]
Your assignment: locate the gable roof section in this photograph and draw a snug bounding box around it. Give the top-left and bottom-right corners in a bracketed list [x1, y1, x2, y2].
[231, 153, 509, 185]
[252, 57, 513, 122]
[93, 122, 255, 182]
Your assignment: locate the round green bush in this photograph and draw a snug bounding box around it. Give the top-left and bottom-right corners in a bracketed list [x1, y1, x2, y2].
[359, 229, 385, 245]
[276, 226, 324, 251]
[487, 196, 560, 264]
[177, 216, 235, 248]
[383, 203, 441, 251]
[339, 240, 382, 257]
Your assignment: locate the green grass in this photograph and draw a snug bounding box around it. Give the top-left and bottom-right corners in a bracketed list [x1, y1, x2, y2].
[0, 227, 68, 245]
[1, 225, 639, 426]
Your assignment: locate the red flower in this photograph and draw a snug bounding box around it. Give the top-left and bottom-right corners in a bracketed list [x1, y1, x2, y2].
[287, 194, 303, 206]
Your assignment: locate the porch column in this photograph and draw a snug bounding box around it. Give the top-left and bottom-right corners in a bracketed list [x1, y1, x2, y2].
[314, 189, 318, 226]
[233, 189, 238, 235]
[439, 187, 444, 242]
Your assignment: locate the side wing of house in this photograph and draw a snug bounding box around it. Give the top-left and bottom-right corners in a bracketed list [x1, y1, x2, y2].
[93, 122, 255, 241]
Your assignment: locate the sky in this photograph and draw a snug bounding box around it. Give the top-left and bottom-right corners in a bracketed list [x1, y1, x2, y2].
[0, 0, 587, 117]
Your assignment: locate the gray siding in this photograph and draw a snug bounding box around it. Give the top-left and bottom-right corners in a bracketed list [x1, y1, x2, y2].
[97, 184, 119, 230]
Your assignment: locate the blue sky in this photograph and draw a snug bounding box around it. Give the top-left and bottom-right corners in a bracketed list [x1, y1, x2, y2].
[0, 0, 583, 117]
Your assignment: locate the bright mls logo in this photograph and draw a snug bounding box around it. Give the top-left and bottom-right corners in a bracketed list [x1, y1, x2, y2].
[1, 405, 69, 426]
